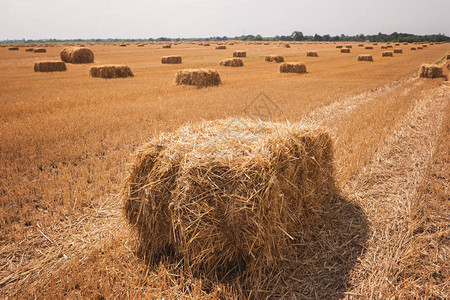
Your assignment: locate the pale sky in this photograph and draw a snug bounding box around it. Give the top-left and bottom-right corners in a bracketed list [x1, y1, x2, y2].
[1, 0, 449, 40]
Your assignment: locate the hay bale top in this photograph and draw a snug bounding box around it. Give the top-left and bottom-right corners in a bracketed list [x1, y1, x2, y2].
[279, 62, 307, 73]
[174, 69, 221, 87]
[122, 118, 334, 280]
[265, 55, 285, 62]
[34, 61, 67, 72]
[90, 64, 134, 79]
[220, 58, 244, 67]
[60, 47, 94, 64]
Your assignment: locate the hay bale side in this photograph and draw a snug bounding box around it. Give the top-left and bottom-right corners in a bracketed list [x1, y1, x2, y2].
[306, 51, 318, 57]
[418, 64, 443, 78]
[161, 56, 182, 64]
[382, 51, 393, 57]
[220, 58, 244, 67]
[279, 62, 307, 73]
[446, 54, 450, 60]
[364, 46, 374, 50]
[162, 44, 172, 48]
[336, 45, 343, 48]
[34, 61, 67, 72]
[340, 48, 350, 53]
[345, 45, 352, 48]
[174, 69, 221, 87]
[358, 44, 364, 47]
[90, 65, 134, 79]
[60, 47, 94, 64]
[410, 47, 417, 50]
[381, 46, 387, 49]
[233, 51, 246, 57]
[417, 46, 423, 50]
[265, 55, 285, 62]
[122, 119, 334, 282]
[25, 48, 34, 52]
[33, 48, 46, 53]
[393, 48, 403, 54]
[215, 45, 226, 50]
[8, 47, 19, 51]
[358, 54, 373, 61]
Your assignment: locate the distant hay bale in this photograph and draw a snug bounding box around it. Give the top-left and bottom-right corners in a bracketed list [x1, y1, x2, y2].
[215, 45, 226, 50]
[387, 45, 393, 48]
[34, 61, 67, 72]
[306, 51, 318, 57]
[429, 42, 434, 45]
[372, 43, 378, 45]
[25, 48, 34, 52]
[364, 46, 373, 50]
[345, 45, 352, 48]
[446, 54, 450, 60]
[410, 47, 417, 50]
[422, 44, 428, 48]
[162, 44, 172, 48]
[90, 65, 134, 79]
[336, 45, 343, 48]
[265, 55, 285, 62]
[417, 46, 423, 50]
[382, 51, 393, 57]
[33, 48, 46, 53]
[403, 43, 409, 45]
[394, 43, 400, 46]
[381, 46, 387, 49]
[393, 48, 403, 54]
[358, 54, 373, 61]
[161, 56, 182, 64]
[8, 47, 19, 51]
[122, 119, 334, 283]
[119, 44, 127, 47]
[203, 43, 210, 46]
[174, 69, 221, 87]
[358, 44, 364, 47]
[418, 64, 443, 78]
[279, 62, 307, 73]
[283, 43, 290, 48]
[137, 44, 145, 47]
[233, 51, 246, 57]
[340, 48, 350, 53]
[220, 58, 244, 67]
[60, 47, 94, 64]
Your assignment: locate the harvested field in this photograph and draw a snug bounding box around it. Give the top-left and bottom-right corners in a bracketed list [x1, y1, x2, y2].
[0, 41, 449, 299]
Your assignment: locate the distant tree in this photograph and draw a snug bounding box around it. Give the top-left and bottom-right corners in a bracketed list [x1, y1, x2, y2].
[291, 31, 304, 41]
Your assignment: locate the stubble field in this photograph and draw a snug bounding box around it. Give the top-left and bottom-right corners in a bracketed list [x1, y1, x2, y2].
[0, 41, 449, 299]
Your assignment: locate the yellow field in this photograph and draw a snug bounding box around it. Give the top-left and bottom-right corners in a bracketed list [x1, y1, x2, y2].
[0, 41, 449, 298]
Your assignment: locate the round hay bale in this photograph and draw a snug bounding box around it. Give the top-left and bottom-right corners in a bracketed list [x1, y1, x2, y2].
[382, 51, 393, 57]
[418, 64, 443, 78]
[306, 51, 318, 57]
[340, 48, 350, 53]
[33, 48, 46, 53]
[60, 47, 94, 64]
[265, 55, 285, 62]
[162, 44, 172, 48]
[364, 46, 373, 50]
[215, 45, 226, 50]
[8, 47, 19, 51]
[233, 51, 246, 57]
[90, 64, 134, 79]
[279, 62, 307, 73]
[25, 48, 34, 52]
[174, 69, 221, 87]
[336, 45, 343, 49]
[345, 45, 352, 48]
[358, 54, 373, 61]
[122, 119, 334, 283]
[34, 61, 67, 72]
[220, 58, 244, 67]
[161, 56, 182, 64]
[393, 48, 403, 54]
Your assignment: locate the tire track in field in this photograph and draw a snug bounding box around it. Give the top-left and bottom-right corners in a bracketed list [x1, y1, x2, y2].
[341, 82, 449, 298]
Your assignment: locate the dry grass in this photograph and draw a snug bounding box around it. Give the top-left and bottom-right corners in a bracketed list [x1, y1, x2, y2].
[1, 41, 449, 299]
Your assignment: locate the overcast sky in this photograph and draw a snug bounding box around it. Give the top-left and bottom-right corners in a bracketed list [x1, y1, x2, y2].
[1, 0, 449, 40]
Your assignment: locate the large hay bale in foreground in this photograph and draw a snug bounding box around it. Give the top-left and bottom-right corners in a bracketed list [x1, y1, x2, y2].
[265, 55, 285, 62]
[340, 48, 350, 53]
[60, 47, 94, 64]
[34, 61, 67, 72]
[174, 69, 221, 87]
[122, 119, 334, 281]
[233, 51, 246, 57]
[90, 65, 134, 78]
[358, 54, 373, 61]
[161, 56, 182, 64]
[33, 48, 46, 53]
[382, 51, 393, 57]
[220, 58, 244, 67]
[419, 64, 443, 78]
[279, 62, 307, 73]
[306, 51, 318, 57]
[394, 48, 403, 54]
